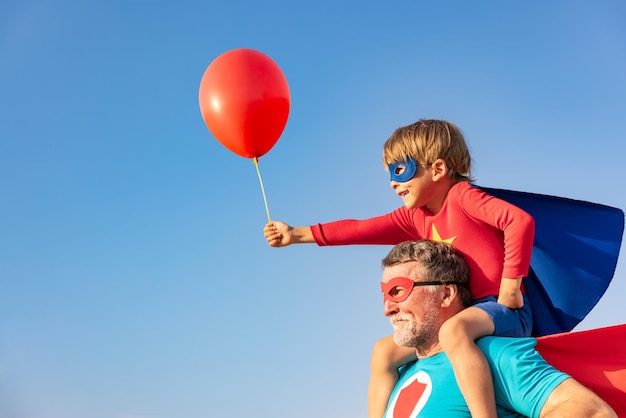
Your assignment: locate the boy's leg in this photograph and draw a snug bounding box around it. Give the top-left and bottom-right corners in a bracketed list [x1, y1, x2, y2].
[439, 307, 497, 418]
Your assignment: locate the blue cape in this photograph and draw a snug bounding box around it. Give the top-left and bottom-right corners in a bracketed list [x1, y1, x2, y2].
[481, 187, 624, 336]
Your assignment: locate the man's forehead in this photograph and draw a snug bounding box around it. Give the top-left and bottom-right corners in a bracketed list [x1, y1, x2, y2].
[382, 261, 419, 282]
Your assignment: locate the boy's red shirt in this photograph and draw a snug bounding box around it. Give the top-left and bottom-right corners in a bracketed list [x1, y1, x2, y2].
[311, 181, 535, 299]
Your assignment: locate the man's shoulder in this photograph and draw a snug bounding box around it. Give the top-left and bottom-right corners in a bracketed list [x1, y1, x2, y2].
[477, 335, 537, 348]
[476, 336, 570, 418]
[477, 336, 537, 361]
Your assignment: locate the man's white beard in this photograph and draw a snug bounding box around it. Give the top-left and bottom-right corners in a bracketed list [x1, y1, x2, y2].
[391, 299, 440, 350]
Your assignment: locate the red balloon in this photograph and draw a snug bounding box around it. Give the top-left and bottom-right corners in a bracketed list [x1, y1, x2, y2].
[198, 48, 291, 159]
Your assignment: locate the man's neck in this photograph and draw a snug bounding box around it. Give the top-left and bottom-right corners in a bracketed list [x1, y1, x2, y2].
[415, 341, 443, 359]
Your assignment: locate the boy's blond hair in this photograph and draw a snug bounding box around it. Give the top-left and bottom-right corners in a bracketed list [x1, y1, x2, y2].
[382, 119, 474, 183]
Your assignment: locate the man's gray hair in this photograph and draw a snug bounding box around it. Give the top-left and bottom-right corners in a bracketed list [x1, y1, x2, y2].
[382, 240, 473, 307]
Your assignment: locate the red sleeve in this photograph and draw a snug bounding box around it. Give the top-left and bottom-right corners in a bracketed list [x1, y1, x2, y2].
[310, 207, 423, 246]
[458, 184, 535, 278]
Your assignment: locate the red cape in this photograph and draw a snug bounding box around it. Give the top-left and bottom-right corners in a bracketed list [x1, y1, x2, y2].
[536, 324, 626, 417]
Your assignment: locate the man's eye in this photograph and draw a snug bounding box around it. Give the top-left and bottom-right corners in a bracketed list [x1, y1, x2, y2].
[390, 286, 405, 298]
[394, 166, 406, 175]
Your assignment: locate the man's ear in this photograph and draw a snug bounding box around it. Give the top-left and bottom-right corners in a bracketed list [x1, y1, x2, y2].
[440, 283, 457, 308]
[431, 159, 449, 182]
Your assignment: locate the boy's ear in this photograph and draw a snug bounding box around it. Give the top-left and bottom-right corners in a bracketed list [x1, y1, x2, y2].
[431, 159, 449, 181]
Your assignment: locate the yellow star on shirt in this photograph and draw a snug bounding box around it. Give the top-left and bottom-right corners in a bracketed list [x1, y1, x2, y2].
[431, 224, 456, 245]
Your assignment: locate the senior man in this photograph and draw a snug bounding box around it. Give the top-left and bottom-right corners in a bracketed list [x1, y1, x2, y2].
[377, 240, 615, 418]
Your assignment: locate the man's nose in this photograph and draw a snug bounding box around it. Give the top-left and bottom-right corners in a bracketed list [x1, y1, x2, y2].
[383, 298, 398, 316]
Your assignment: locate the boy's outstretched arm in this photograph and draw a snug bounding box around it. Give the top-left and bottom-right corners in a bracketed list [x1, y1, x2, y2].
[264, 221, 315, 247]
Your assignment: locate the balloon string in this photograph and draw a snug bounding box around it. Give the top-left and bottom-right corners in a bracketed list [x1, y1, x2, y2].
[253, 157, 271, 222]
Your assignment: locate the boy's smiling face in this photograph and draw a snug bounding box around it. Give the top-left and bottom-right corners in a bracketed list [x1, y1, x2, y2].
[390, 160, 434, 210]
[390, 159, 453, 214]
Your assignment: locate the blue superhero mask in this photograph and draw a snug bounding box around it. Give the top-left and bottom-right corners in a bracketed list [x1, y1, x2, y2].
[388, 157, 418, 182]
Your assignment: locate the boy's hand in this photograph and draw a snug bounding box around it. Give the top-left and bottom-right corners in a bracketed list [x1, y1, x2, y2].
[497, 277, 524, 309]
[264, 221, 293, 247]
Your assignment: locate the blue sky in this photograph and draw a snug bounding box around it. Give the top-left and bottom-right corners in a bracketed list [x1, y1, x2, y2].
[1, 1, 625, 417]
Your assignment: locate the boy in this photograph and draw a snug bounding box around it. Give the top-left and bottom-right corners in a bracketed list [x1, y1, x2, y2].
[264, 119, 534, 418]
